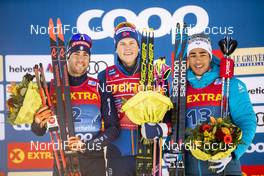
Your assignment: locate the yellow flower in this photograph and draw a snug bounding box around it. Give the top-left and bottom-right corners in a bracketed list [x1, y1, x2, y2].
[210, 116, 216, 124]
[204, 130, 210, 137]
[217, 118, 223, 123]
[221, 127, 230, 135]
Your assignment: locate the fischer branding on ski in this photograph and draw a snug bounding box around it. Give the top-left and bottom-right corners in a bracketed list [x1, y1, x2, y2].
[136, 28, 155, 176]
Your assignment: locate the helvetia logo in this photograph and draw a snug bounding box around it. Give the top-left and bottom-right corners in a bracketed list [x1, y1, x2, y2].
[248, 87, 264, 95]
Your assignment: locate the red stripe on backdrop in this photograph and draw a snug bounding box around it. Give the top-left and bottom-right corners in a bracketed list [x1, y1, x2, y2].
[242, 165, 264, 175]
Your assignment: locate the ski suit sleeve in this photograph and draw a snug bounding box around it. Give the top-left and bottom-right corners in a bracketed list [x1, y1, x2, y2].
[229, 78, 256, 160]
[85, 71, 120, 149]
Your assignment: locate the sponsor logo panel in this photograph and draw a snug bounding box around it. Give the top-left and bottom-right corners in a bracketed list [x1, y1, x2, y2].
[5, 55, 52, 82]
[8, 142, 53, 170]
[0, 55, 3, 81]
[231, 47, 264, 75]
[8, 172, 52, 176]
[238, 77, 264, 104]
[0, 85, 3, 111]
[0, 114, 4, 140]
[241, 165, 264, 175]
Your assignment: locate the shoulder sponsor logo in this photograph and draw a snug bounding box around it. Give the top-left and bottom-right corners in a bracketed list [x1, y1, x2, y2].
[230, 47, 264, 75]
[0, 85, 3, 111]
[0, 55, 3, 82]
[214, 78, 222, 85]
[8, 142, 53, 170]
[239, 77, 264, 104]
[237, 82, 245, 93]
[0, 114, 5, 140]
[5, 55, 52, 82]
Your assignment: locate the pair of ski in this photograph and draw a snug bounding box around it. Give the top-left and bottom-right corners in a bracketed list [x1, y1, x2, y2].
[34, 18, 81, 176]
[168, 23, 188, 176]
[136, 28, 162, 176]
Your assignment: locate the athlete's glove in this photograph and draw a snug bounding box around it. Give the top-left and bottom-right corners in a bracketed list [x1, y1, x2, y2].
[34, 106, 52, 128]
[141, 123, 168, 139]
[208, 155, 232, 173]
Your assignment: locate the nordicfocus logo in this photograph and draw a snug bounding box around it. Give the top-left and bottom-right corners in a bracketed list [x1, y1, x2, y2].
[30, 6, 234, 43]
[248, 87, 264, 95]
[9, 148, 25, 164]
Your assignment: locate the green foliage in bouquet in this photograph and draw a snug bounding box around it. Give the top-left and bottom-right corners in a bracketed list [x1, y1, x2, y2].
[6, 73, 42, 125]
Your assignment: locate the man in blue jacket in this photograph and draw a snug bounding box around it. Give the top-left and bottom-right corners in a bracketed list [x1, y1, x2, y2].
[98, 22, 171, 176]
[164, 33, 256, 175]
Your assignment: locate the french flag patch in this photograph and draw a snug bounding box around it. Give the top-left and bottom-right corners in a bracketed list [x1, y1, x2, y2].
[88, 80, 97, 86]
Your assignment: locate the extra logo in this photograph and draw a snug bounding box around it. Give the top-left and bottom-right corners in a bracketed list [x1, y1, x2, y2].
[8, 142, 53, 170]
[9, 148, 25, 164]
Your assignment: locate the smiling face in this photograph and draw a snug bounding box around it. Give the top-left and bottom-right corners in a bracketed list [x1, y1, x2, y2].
[67, 50, 90, 77]
[187, 48, 211, 76]
[116, 37, 139, 67]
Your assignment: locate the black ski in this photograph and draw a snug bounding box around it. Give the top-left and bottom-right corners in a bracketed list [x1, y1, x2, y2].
[136, 28, 155, 176]
[169, 23, 188, 176]
[49, 18, 81, 176]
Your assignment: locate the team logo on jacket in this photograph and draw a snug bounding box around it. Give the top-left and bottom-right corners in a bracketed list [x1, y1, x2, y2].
[214, 78, 222, 85]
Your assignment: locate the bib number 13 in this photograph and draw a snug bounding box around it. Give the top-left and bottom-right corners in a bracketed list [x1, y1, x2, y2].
[187, 108, 212, 126]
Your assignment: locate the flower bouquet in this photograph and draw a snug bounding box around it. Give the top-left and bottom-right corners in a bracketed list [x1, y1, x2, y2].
[185, 116, 242, 161]
[6, 73, 42, 125]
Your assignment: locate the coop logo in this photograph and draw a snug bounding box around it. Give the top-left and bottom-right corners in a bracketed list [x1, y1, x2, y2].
[246, 142, 264, 153]
[8, 143, 53, 170]
[77, 6, 233, 44]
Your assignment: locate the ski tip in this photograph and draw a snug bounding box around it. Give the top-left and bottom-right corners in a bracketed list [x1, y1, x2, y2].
[49, 18, 53, 25]
[57, 18, 64, 41]
[48, 18, 56, 40]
